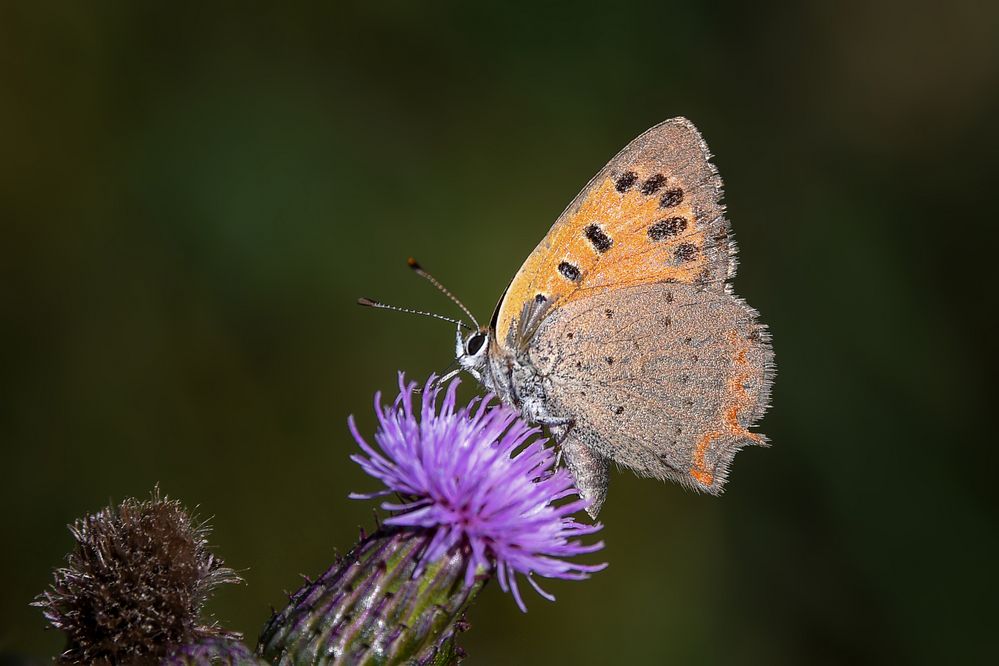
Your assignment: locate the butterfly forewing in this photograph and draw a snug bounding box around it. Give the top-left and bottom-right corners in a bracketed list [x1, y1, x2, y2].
[495, 117, 733, 349]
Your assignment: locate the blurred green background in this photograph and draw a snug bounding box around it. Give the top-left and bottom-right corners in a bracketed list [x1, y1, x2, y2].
[2, 2, 996, 664]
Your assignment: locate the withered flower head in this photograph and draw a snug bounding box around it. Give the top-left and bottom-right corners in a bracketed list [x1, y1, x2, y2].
[34, 488, 242, 664]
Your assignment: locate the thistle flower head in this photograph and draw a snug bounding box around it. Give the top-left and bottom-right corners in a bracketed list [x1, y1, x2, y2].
[33, 488, 243, 664]
[349, 374, 606, 611]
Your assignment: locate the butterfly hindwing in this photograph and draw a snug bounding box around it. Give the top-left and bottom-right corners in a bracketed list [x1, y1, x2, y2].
[527, 283, 773, 494]
[495, 117, 734, 347]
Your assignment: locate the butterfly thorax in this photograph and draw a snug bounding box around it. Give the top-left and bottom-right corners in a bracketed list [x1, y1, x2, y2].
[456, 324, 562, 428]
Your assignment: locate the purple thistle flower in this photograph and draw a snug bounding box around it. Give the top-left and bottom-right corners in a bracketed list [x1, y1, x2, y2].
[349, 373, 606, 611]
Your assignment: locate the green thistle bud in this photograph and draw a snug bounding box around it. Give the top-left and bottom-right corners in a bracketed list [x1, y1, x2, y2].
[258, 527, 480, 665]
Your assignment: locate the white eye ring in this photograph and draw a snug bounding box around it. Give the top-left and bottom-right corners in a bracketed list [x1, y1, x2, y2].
[465, 332, 486, 356]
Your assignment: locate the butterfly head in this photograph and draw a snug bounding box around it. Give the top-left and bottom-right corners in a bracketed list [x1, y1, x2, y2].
[455, 326, 490, 382]
[359, 257, 496, 388]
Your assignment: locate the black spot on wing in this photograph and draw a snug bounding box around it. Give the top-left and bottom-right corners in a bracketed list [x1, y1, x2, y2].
[648, 217, 688, 241]
[584, 224, 613, 253]
[640, 174, 667, 195]
[674, 243, 698, 263]
[615, 171, 638, 192]
[557, 261, 581, 282]
[659, 188, 684, 208]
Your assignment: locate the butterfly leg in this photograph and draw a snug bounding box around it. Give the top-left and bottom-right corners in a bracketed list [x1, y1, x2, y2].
[543, 419, 574, 470]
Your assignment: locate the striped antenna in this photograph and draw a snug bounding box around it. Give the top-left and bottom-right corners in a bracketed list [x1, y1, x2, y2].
[356, 297, 471, 329]
[407, 258, 480, 329]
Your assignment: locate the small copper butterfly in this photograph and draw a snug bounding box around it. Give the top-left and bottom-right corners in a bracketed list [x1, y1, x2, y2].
[363, 118, 774, 516]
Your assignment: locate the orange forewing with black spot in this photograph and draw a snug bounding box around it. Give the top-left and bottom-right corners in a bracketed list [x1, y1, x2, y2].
[495, 117, 733, 346]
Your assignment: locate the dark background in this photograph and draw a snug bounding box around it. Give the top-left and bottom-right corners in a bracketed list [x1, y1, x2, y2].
[2, 2, 995, 663]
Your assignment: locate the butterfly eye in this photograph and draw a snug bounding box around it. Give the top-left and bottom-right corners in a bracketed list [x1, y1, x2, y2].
[465, 332, 486, 356]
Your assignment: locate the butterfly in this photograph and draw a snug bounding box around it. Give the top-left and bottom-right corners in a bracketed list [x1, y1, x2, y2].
[363, 118, 774, 517]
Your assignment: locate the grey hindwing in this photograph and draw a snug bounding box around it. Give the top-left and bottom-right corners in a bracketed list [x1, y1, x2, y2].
[529, 282, 774, 494]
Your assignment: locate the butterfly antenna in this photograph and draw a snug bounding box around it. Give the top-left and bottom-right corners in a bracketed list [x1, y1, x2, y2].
[357, 297, 472, 329]
[407, 258, 481, 329]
